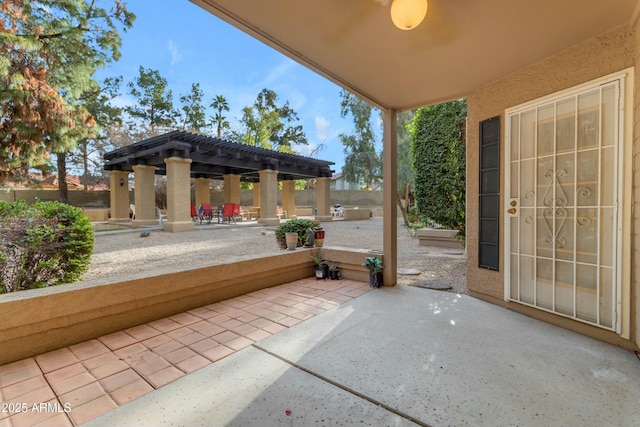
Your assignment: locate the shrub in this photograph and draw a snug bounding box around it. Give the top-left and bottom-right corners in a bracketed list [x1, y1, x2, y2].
[274, 218, 320, 249]
[0, 200, 94, 293]
[410, 99, 467, 239]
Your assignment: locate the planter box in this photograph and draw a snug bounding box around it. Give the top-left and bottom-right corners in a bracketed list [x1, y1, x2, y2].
[416, 228, 462, 249]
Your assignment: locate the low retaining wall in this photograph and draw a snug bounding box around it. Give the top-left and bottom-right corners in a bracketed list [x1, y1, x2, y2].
[0, 248, 380, 365]
[82, 208, 110, 222]
[416, 228, 463, 249]
[343, 208, 371, 221]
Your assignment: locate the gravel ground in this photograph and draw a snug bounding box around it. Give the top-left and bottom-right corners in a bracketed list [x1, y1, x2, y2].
[87, 217, 467, 294]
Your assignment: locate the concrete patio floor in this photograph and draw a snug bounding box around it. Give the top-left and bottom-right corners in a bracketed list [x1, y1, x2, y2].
[80, 285, 640, 427]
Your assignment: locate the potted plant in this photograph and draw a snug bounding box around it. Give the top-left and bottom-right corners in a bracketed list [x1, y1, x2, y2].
[363, 256, 383, 288]
[310, 249, 328, 280]
[274, 219, 320, 249]
[285, 232, 298, 250]
[327, 262, 340, 280]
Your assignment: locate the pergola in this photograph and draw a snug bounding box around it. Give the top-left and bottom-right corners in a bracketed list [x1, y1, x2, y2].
[104, 130, 335, 231]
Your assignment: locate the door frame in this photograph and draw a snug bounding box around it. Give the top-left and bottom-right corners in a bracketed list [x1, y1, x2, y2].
[503, 68, 633, 337]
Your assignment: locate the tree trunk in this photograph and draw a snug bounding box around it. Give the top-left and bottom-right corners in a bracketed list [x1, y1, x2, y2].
[397, 190, 409, 226]
[57, 152, 69, 204]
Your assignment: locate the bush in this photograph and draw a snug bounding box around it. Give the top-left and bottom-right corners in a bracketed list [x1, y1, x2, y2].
[274, 218, 320, 249]
[0, 200, 94, 293]
[410, 99, 467, 239]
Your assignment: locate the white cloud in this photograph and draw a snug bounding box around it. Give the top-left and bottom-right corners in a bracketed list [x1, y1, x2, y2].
[292, 142, 317, 158]
[315, 116, 330, 141]
[168, 40, 182, 66]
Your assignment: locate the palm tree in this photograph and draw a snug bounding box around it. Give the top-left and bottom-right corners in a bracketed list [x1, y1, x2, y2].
[210, 94, 230, 138]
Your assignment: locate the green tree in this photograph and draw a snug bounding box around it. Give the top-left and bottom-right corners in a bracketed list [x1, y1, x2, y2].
[410, 99, 467, 237]
[338, 90, 381, 187]
[179, 82, 207, 132]
[125, 66, 177, 138]
[396, 109, 416, 225]
[233, 89, 308, 152]
[210, 94, 230, 138]
[0, 0, 134, 183]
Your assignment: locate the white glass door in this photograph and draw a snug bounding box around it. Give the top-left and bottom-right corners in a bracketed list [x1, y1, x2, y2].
[505, 80, 622, 331]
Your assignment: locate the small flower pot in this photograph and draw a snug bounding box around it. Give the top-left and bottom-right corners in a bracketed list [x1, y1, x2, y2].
[369, 272, 383, 288]
[314, 228, 325, 247]
[329, 268, 340, 280]
[314, 264, 327, 280]
[285, 232, 298, 250]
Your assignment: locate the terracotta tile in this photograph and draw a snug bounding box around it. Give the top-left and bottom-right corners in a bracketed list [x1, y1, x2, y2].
[147, 318, 182, 333]
[220, 299, 250, 309]
[113, 343, 147, 360]
[8, 398, 63, 427]
[225, 337, 253, 351]
[275, 297, 300, 307]
[260, 310, 287, 322]
[191, 322, 225, 338]
[99, 369, 143, 393]
[245, 329, 272, 342]
[188, 339, 218, 355]
[144, 367, 184, 389]
[32, 412, 73, 427]
[125, 324, 161, 341]
[201, 302, 222, 311]
[211, 331, 239, 344]
[165, 326, 192, 339]
[276, 316, 302, 328]
[1, 375, 49, 400]
[68, 340, 110, 361]
[168, 312, 200, 326]
[176, 355, 210, 374]
[208, 304, 236, 315]
[316, 301, 338, 310]
[219, 318, 244, 331]
[98, 331, 137, 351]
[162, 347, 198, 365]
[292, 303, 325, 315]
[35, 349, 79, 374]
[228, 323, 258, 336]
[4, 385, 56, 411]
[150, 340, 184, 356]
[67, 395, 117, 426]
[186, 307, 215, 319]
[200, 345, 234, 363]
[0, 359, 41, 388]
[59, 382, 107, 408]
[141, 334, 174, 350]
[234, 294, 263, 305]
[235, 312, 260, 323]
[290, 310, 314, 321]
[0, 417, 10, 427]
[130, 354, 170, 377]
[173, 331, 207, 346]
[88, 360, 129, 380]
[48, 371, 96, 396]
[262, 323, 287, 334]
[44, 363, 86, 385]
[207, 313, 232, 324]
[81, 352, 120, 371]
[249, 318, 274, 329]
[108, 379, 153, 406]
[270, 304, 298, 316]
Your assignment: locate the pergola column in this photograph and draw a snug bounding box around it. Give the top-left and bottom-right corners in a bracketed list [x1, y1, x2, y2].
[315, 177, 332, 222]
[258, 169, 280, 226]
[382, 109, 398, 287]
[282, 180, 297, 219]
[195, 177, 210, 208]
[223, 173, 241, 204]
[108, 170, 130, 224]
[164, 157, 195, 232]
[132, 165, 157, 228]
[252, 183, 260, 207]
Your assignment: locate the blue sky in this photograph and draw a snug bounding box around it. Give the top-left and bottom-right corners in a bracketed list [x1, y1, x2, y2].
[94, 0, 369, 173]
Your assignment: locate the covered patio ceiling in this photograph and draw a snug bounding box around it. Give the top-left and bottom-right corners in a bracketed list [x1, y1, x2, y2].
[190, 0, 637, 111]
[103, 130, 334, 182]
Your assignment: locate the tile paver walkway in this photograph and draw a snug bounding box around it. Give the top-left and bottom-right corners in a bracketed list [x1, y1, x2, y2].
[0, 278, 370, 427]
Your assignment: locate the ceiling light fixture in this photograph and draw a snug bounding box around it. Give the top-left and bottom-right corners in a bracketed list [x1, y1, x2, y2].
[390, 0, 428, 31]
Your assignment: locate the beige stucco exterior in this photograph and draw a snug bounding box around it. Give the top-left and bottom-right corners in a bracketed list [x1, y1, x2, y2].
[108, 170, 130, 223]
[466, 24, 636, 349]
[131, 165, 158, 228]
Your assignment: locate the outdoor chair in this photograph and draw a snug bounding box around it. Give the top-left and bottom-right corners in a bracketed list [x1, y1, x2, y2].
[156, 207, 167, 224]
[276, 206, 287, 219]
[200, 203, 214, 224]
[190, 204, 199, 222]
[129, 204, 136, 220]
[222, 203, 236, 224]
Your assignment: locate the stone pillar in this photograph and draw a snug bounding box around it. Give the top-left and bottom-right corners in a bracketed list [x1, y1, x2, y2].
[108, 170, 130, 224]
[382, 109, 398, 287]
[195, 177, 210, 208]
[258, 169, 280, 226]
[164, 157, 195, 232]
[252, 182, 260, 207]
[315, 177, 332, 222]
[223, 174, 241, 204]
[131, 165, 157, 228]
[281, 180, 297, 219]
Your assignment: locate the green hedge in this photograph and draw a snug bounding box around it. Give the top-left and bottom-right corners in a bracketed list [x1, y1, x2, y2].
[410, 99, 467, 238]
[274, 218, 320, 249]
[0, 200, 94, 293]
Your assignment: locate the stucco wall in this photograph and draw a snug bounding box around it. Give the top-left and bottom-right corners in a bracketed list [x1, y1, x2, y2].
[466, 24, 636, 346]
